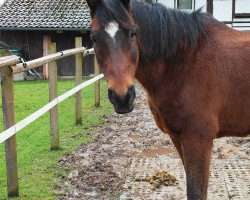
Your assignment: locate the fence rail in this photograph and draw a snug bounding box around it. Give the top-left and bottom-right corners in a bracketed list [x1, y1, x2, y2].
[0, 56, 20, 68]
[0, 37, 102, 198]
[0, 55, 18, 62]
[13, 47, 94, 74]
[0, 74, 104, 144]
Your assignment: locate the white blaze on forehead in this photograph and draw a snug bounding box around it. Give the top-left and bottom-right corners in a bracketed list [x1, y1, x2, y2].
[105, 21, 119, 40]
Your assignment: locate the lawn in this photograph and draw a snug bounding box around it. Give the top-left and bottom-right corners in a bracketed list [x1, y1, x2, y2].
[0, 78, 113, 200]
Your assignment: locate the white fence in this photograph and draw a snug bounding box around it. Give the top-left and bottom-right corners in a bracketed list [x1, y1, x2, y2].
[0, 37, 102, 198]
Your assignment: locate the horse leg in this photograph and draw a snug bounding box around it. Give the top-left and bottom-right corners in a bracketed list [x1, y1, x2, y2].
[169, 135, 184, 163]
[180, 131, 214, 200]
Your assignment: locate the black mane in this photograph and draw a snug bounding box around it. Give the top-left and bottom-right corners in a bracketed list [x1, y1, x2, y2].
[94, 0, 211, 62]
[131, 1, 207, 62]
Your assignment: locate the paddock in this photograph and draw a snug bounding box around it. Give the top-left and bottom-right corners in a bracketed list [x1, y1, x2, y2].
[1, 22, 249, 200]
[1, 38, 249, 200]
[56, 85, 250, 200]
[1, 44, 249, 199]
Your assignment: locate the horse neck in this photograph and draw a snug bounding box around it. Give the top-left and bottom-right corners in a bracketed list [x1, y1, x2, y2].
[132, 1, 205, 62]
[131, 1, 206, 94]
[135, 61, 163, 94]
[135, 57, 185, 97]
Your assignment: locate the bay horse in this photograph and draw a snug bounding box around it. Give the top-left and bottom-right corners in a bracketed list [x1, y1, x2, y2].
[86, 0, 250, 199]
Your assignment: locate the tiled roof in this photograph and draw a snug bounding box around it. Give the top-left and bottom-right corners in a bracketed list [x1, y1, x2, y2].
[0, 0, 91, 31]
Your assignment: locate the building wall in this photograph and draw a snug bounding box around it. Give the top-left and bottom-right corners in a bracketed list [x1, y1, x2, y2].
[52, 31, 94, 76]
[214, 0, 232, 22]
[0, 30, 94, 76]
[157, 0, 249, 22]
[157, 0, 206, 11]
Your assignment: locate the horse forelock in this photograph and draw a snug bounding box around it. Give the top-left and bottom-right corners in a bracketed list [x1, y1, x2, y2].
[93, 0, 136, 29]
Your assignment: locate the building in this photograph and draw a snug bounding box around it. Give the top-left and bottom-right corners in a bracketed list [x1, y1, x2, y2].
[0, 0, 94, 78]
[157, 0, 250, 31]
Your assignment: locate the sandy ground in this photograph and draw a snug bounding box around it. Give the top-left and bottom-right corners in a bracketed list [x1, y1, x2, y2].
[56, 85, 250, 200]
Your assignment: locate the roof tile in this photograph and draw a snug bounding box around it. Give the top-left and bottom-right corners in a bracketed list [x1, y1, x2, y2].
[0, 0, 91, 31]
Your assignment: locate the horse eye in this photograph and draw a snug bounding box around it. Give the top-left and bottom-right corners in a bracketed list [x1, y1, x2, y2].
[130, 28, 137, 39]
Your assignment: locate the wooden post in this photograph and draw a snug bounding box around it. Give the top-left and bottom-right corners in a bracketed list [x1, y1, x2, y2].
[48, 43, 59, 150]
[232, 0, 236, 20]
[206, 0, 213, 15]
[75, 37, 83, 125]
[43, 35, 51, 80]
[94, 55, 100, 107]
[0, 49, 19, 197]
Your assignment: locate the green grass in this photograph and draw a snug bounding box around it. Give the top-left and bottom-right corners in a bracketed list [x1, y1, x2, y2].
[0, 79, 113, 200]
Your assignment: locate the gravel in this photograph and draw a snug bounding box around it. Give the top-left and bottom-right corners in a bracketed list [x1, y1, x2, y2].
[56, 84, 250, 200]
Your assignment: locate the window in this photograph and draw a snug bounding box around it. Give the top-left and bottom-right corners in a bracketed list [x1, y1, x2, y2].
[178, 0, 192, 10]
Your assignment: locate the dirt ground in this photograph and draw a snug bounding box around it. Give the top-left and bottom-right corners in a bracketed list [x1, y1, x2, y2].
[56, 85, 250, 200]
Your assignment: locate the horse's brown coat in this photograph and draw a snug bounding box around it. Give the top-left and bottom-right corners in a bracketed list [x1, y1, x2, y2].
[135, 23, 250, 199]
[137, 23, 250, 139]
[86, 0, 250, 199]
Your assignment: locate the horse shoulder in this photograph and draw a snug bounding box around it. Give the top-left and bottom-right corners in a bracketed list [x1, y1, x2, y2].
[147, 94, 169, 133]
[194, 29, 250, 137]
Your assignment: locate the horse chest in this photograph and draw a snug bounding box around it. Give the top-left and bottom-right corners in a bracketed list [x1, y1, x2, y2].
[147, 94, 183, 136]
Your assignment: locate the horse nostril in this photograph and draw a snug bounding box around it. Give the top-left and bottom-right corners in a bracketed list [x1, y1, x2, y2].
[108, 85, 136, 107]
[108, 88, 116, 105]
[128, 85, 136, 105]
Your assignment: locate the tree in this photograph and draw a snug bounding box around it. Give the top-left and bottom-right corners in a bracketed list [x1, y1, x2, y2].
[206, 0, 213, 15]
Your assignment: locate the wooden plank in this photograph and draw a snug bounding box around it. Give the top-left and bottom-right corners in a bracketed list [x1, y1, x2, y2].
[206, 0, 213, 15]
[235, 13, 250, 18]
[232, 0, 236, 19]
[75, 37, 83, 125]
[43, 35, 51, 80]
[0, 55, 18, 62]
[94, 55, 101, 107]
[48, 43, 59, 150]
[0, 74, 104, 143]
[0, 49, 19, 197]
[12, 47, 94, 74]
[0, 56, 20, 68]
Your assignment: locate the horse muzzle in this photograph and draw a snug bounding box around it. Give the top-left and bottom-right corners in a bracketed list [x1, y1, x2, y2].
[108, 85, 136, 114]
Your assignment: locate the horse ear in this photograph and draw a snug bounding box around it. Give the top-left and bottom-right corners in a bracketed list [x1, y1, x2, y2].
[120, 0, 130, 9]
[87, 0, 101, 14]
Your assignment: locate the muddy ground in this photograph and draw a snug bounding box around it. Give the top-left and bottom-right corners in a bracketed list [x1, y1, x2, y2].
[56, 85, 250, 200]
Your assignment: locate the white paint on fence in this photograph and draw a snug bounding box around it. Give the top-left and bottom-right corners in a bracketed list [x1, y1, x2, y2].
[0, 74, 104, 143]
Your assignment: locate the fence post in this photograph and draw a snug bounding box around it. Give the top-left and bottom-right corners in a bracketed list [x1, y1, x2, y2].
[75, 37, 83, 125]
[48, 43, 59, 150]
[94, 55, 100, 107]
[0, 49, 19, 197]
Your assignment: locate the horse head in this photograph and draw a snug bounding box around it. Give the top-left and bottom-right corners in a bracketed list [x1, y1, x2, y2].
[87, 0, 139, 114]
